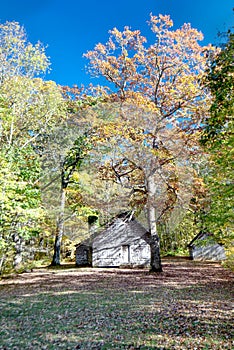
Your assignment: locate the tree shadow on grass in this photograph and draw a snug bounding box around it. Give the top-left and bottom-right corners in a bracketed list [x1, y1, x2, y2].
[0, 260, 233, 349]
[0, 287, 233, 350]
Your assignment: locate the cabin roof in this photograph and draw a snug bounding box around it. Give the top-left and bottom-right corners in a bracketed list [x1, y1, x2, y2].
[187, 232, 220, 248]
[93, 217, 150, 250]
[76, 212, 150, 249]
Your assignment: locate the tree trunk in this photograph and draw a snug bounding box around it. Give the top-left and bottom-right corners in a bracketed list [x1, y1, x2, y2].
[147, 175, 163, 272]
[0, 256, 6, 275]
[13, 233, 23, 269]
[51, 187, 66, 266]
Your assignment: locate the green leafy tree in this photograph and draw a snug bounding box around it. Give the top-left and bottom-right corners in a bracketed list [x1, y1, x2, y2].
[0, 21, 66, 272]
[201, 30, 234, 241]
[49, 134, 88, 266]
[0, 146, 44, 272]
[0, 21, 49, 81]
[40, 86, 103, 266]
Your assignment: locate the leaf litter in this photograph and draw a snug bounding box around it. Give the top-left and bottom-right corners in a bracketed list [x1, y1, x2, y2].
[0, 258, 233, 349]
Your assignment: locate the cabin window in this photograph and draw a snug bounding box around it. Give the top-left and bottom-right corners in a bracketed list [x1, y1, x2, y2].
[122, 245, 130, 263]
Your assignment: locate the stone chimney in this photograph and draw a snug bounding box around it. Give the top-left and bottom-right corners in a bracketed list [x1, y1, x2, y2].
[88, 215, 99, 234]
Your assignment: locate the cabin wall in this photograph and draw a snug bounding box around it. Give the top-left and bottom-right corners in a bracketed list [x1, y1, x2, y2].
[93, 238, 150, 267]
[92, 246, 122, 267]
[130, 240, 150, 266]
[190, 243, 226, 261]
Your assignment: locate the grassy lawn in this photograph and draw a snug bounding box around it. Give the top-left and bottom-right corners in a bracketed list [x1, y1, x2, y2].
[0, 258, 233, 349]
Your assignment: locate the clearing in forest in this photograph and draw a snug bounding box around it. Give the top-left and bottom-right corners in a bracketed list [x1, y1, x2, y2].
[0, 258, 233, 349]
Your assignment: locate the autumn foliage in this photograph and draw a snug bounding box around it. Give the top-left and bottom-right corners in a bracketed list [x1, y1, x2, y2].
[84, 14, 218, 272]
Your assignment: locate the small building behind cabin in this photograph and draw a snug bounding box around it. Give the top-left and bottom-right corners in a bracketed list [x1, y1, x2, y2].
[188, 232, 226, 261]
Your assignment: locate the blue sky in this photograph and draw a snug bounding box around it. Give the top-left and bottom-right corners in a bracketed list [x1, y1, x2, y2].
[1, 0, 233, 87]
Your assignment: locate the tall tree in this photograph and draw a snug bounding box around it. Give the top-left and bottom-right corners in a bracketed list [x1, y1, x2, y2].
[84, 14, 217, 272]
[48, 134, 88, 266]
[201, 30, 234, 240]
[0, 145, 43, 271]
[0, 21, 49, 82]
[0, 21, 65, 272]
[43, 87, 97, 266]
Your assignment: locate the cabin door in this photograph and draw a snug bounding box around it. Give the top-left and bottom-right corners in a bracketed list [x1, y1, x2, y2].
[122, 245, 130, 263]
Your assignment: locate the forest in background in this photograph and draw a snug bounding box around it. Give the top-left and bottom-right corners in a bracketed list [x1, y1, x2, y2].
[0, 16, 233, 274]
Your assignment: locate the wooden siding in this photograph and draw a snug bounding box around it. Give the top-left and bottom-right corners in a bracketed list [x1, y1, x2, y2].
[188, 233, 226, 261]
[93, 238, 150, 267]
[92, 218, 150, 267]
[189, 244, 226, 261]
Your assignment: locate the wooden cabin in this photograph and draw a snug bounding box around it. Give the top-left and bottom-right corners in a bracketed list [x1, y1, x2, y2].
[188, 232, 226, 261]
[76, 213, 151, 268]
